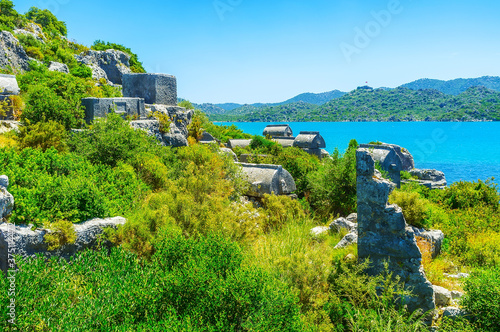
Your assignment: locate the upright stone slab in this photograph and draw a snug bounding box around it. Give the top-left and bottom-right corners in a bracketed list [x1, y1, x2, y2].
[356, 148, 435, 314]
[122, 73, 177, 105]
[82, 97, 146, 124]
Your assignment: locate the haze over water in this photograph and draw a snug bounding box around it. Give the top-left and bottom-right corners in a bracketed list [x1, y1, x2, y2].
[217, 122, 500, 185]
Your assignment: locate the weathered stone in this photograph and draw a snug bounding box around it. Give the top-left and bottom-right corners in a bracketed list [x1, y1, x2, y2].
[239, 163, 297, 197]
[199, 131, 217, 144]
[329, 217, 356, 233]
[356, 148, 435, 313]
[0, 217, 126, 272]
[228, 139, 252, 149]
[82, 97, 146, 124]
[219, 148, 238, 162]
[334, 232, 358, 249]
[123, 73, 177, 105]
[0, 121, 19, 134]
[293, 131, 326, 149]
[442, 307, 467, 319]
[450, 291, 463, 300]
[0, 31, 30, 72]
[386, 143, 415, 171]
[13, 23, 46, 43]
[310, 226, 329, 237]
[0, 74, 19, 95]
[412, 227, 445, 259]
[433, 285, 452, 307]
[147, 104, 193, 137]
[272, 137, 295, 148]
[444, 273, 470, 279]
[48, 61, 69, 74]
[263, 124, 293, 138]
[406, 169, 447, 190]
[346, 213, 357, 223]
[75, 49, 132, 84]
[0, 176, 14, 220]
[359, 144, 403, 186]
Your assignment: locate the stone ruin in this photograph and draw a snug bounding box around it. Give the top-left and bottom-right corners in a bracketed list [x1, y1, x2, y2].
[360, 144, 404, 187]
[263, 124, 293, 138]
[239, 163, 296, 198]
[81, 73, 193, 148]
[356, 147, 435, 314]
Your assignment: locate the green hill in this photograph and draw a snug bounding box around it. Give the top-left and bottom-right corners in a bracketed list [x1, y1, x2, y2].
[400, 76, 500, 95]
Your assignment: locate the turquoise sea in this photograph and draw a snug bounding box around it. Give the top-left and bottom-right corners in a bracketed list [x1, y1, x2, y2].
[216, 122, 500, 185]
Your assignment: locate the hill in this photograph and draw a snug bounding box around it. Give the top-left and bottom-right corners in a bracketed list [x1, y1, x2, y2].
[400, 76, 500, 95]
[211, 86, 500, 122]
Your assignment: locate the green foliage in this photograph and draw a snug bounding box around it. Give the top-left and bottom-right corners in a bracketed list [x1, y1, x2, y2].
[439, 179, 500, 210]
[0, 0, 25, 32]
[191, 109, 251, 143]
[389, 190, 430, 229]
[0, 233, 305, 331]
[307, 139, 358, 219]
[0, 147, 148, 226]
[151, 111, 172, 134]
[25, 6, 67, 36]
[261, 194, 306, 232]
[43, 219, 76, 250]
[178, 99, 194, 109]
[68, 112, 160, 167]
[250, 135, 280, 152]
[91, 40, 146, 73]
[375, 161, 390, 179]
[70, 62, 92, 78]
[461, 267, 500, 331]
[17, 61, 116, 129]
[16, 120, 68, 152]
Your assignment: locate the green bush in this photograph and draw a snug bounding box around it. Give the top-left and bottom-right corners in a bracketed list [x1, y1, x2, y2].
[250, 135, 280, 152]
[16, 120, 68, 152]
[0, 233, 305, 331]
[389, 190, 430, 229]
[440, 179, 500, 210]
[0, 0, 25, 32]
[307, 139, 358, 218]
[0, 147, 149, 226]
[461, 267, 500, 331]
[70, 62, 92, 79]
[68, 112, 161, 167]
[25, 6, 67, 36]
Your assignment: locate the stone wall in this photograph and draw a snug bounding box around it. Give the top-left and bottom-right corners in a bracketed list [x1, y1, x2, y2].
[356, 148, 435, 313]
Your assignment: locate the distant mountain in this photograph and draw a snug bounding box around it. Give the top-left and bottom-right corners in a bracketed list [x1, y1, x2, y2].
[400, 76, 500, 95]
[185, 89, 346, 115]
[210, 86, 500, 122]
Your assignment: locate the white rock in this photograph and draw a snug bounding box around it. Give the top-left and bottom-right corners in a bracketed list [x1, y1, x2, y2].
[433, 285, 452, 307]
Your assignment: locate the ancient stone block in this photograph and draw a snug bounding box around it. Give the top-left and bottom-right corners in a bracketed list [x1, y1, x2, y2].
[123, 73, 177, 105]
[293, 131, 326, 149]
[82, 97, 146, 124]
[0, 74, 19, 95]
[263, 124, 293, 138]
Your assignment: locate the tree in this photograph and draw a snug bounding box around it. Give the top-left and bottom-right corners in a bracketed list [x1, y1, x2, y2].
[25, 7, 67, 36]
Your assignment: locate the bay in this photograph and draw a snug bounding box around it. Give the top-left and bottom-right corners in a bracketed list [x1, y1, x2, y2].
[215, 122, 500, 185]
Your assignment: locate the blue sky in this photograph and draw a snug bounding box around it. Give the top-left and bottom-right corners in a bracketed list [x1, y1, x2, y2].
[16, 0, 500, 103]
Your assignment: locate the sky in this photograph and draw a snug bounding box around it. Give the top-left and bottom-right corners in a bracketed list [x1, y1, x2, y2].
[16, 0, 500, 104]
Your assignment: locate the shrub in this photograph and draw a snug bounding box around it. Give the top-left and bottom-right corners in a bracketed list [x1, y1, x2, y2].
[16, 120, 68, 152]
[43, 219, 76, 250]
[307, 139, 358, 219]
[178, 99, 194, 109]
[388, 190, 430, 229]
[68, 112, 160, 167]
[25, 6, 67, 36]
[70, 62, 92, 79]
[440, 179, 500, 210]
[461, 266, 500, 331]
[462, 231, 500, 267]
[261, 194, 306, 232]
[250, 135, 280, 152]
[0, 0, 26, 32]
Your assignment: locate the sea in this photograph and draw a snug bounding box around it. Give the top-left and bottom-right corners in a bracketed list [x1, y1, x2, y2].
[215, 122, 500, 185]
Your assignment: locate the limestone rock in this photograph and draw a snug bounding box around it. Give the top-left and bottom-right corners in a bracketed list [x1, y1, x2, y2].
[412, 227, 444, 259]
[329, 217, 356, 233]
[199, 131, 217, 144]
[356, 148, 435, 313]
[407, 169, 447, 190]
[219, 148, 238, 162]
[0, 121, 19, 134]
[0, 176, 14, 220]
[0, 217, 126, 272]
[334, 232, 358, 249]
[48, 61, 69, 74]
[433, 285, 452, 307]
[442, 307, 467, 319]
[444, 273, 470, 279]
[346, 213, 357, 223]
[451, 290, 463, 300]
[75, 49, 132, 84]
[0, 74, 19, 95]
[13, 23, 46, 43]
[310, 226, 329, 237]
[0, 31, 29, 72]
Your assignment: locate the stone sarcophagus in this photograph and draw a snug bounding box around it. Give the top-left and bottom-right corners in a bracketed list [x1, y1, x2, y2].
[122, 73, 177, 106]
[263, 124, 293, 138]
[239, 163, 296, 198]
[81, 97, 146, 124]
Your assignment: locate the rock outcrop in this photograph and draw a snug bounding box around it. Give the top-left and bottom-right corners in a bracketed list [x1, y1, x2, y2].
[356, 148, 435, 313]
[0, 217, 126, 272]
[75, 49, 132, 84]
[407, 169, 447, 190]
[13, 22, 46, 43]
[48, 61, 69, 74]
[0, 31, 30, 72]
[0, 176, 14, 220]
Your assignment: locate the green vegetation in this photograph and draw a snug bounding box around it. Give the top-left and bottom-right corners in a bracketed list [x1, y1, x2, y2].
[25, 6, 67, 36]
[211, 86, 500, 122]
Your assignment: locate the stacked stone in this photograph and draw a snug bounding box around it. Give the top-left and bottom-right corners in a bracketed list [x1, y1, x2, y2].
[356, 148, 435, 314]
